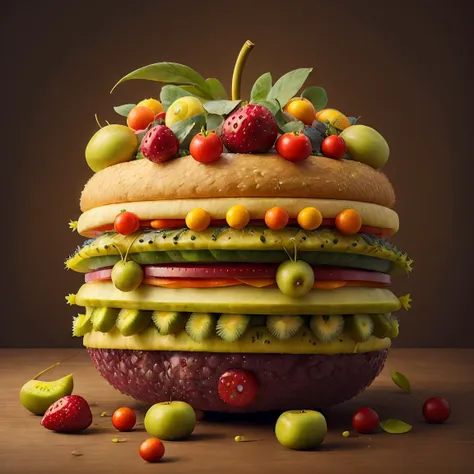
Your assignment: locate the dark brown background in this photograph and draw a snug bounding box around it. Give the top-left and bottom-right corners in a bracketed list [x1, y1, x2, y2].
[1, 0, 472, 348]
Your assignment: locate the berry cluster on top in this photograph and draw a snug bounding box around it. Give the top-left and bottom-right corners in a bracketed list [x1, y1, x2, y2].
[85, 41, 390, 172]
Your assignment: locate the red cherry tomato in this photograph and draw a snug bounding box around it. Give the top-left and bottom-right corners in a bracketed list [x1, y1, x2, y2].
[114, 211, 140, 235]
[422, 397, 450, 423]
[112, 407, 136, 431]
[218, 369, 259, 407]
[276, 132, 312, 162]
[139, 438, 165, 463]
[190, 131, 223, 163]
[321, 135, 347, 159]
[155, 112, 166, 121]
[352, 407, 380, 434]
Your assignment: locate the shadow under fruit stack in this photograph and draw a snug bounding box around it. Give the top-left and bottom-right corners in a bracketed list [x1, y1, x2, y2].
[65, 40, 412, 412]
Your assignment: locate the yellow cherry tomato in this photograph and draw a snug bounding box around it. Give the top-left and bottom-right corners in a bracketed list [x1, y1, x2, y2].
[226, 205, 250, 229]
[335, 209, 362, 235]
[297, 207, 323, 230]
[284, 98, 316, 126]
[185, 208, 211, 232]
[315, 109, 351, 131]
[136, 98, 164, 116]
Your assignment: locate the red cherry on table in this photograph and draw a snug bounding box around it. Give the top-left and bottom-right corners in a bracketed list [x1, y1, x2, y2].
[422, 397, 451, 423]
[352, 407, 380, 434]
[321, 135, 347, 159]
[218, 369, 259, 407]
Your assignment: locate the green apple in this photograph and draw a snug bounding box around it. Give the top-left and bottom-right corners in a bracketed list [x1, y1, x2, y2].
[85, 124, 138, 172]
[339, 124, 389, 169]
[276, 260, 314, 298]
[144, 401, 196, 440]
[275, 410, 327, 450]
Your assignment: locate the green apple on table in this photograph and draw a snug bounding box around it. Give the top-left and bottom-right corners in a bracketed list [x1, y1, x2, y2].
[144, 400, 197, 440]
[275, 409, 328, 450]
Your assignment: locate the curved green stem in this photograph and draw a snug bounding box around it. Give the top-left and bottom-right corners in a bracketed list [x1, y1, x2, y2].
[33, 362, 60, 380]
[231, 40, 255, 100]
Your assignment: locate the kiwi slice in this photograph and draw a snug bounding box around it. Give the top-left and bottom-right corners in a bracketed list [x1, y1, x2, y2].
[249, 315, 266, 327]
[371, 314, 392, 339]
[386, 315, 399, 338]
[216, 314, 251, 342]
[346, 314, 374, 342]
[72, 309, 93, 337]
[116, 309, 151, 337]
[185, 313, 216, 342]
[310, 314, 344, 342]
[152, 311, 187, 335]
[266, 315, 304, 340]
[92, 307, 120, 333]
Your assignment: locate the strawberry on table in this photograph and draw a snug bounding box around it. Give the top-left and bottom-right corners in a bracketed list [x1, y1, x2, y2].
[41, 395, 93, 433]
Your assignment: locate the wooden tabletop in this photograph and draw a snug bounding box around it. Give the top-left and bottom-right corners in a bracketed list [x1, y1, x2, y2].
[1, 349, 473, 474]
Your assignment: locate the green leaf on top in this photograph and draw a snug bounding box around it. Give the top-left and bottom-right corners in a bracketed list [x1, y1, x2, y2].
[348, 116, 359, 125]
[380, 419, 412, 434]
[254, 98, 280, 116]
[203, 100, 241, 116]
[206, 114, 224, 131]
[180, 85, 212, 100]
[170, 114, 206, 148]
[267, 68, 313, 108]
[113, 104, 136, 117]
[250, 72, 272, 103]
[391, 371, 411, 393]
[110, 62, 211, 97]
[275, 110, 305, 133]
[160, 85, 197, 110]
[301, 86, 328, 111]
[206, 78, 228, 100]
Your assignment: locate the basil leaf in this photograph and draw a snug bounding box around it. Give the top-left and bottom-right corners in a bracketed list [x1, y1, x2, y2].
[267, 68, 313, 107]
[281, 120, 305, 133]
[170, 114, 206, 148]
[203, 100, 241, 116]
[180, 85, 213, 101]
[207, 114, 224, 131]
[391, 371, 411, 393]
[113, 104, 136, 117]
[254, 99, 280, 116]
[380, 419, 412, 434]
[206, 78, 228, 100]
[275, 110, 304, 133]
[302, 86, 328, 111]
[160, 85, 197, 110]
[250, 72, 272, 103]
[111, 62, 211, 97]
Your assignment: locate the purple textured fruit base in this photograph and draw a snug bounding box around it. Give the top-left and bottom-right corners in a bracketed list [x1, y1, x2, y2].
[88, 349, 388, 412]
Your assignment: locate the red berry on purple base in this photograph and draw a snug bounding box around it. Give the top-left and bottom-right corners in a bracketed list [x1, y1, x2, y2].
[141, 125, 179, 163]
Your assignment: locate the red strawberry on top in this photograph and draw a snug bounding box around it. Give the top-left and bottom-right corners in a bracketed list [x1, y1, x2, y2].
[221, 104, 278, 153]
[141, 125, 179, 163]
[41, 395, 92, 433]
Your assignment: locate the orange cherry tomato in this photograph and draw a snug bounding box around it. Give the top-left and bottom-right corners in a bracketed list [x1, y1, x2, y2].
[335, 209, 362, 235]
[264, 207, 289, 230]
[297, 207, 323, 230]
[139, 438, 165, 463]
[284, 98, 316, 126]
[112, 407, 136, 432]
[114, 211, 140, 235]
[127, 106, 155, 131]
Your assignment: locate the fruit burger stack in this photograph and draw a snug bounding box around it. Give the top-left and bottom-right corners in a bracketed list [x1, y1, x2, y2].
[66, 40, 412, 412]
